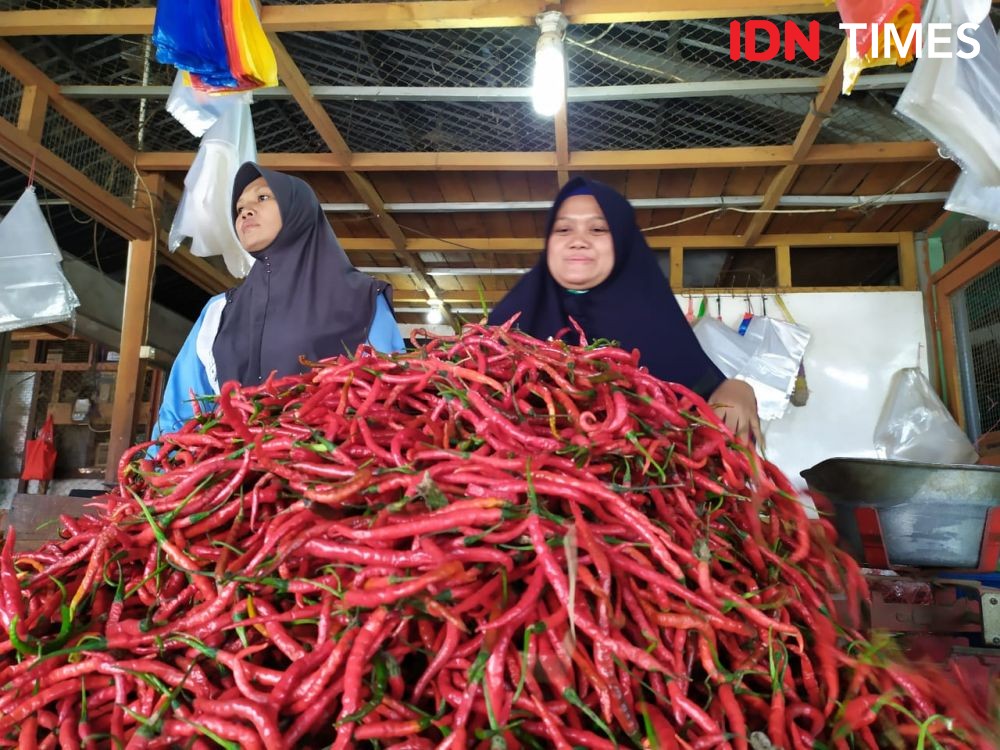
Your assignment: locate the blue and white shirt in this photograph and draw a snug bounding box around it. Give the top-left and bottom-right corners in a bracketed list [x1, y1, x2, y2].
[152, 292, 405, 439]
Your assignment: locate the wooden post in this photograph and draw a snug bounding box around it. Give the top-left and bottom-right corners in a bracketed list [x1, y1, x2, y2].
[669, 245, 684, 289]
[17, 84, 47, 140]
[776, 245, 792, 288]
[898, 232, 918, 291]
[0, 333, 10, 423]
[106, 174, 162, 482]
[16, 340, 41, 495]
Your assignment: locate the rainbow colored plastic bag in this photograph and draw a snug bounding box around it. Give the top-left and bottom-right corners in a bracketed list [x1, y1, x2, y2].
[153, 0, 236, 89]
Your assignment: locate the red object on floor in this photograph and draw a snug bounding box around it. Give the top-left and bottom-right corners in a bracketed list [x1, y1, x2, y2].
[20, 414, 56, 481]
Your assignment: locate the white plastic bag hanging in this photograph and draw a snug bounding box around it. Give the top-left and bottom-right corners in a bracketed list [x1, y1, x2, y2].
[692, 315, 751, 377]
[945, 168, 1000, 230]
[0, 187, 80, 333]
[894, 0, 1000, 183]
[693, 315, 811, 420]
[873, 367, 979, 464]
[169, 99, 257, 278]
[166, 70, 254, 138]
[737, 316, 811, 420]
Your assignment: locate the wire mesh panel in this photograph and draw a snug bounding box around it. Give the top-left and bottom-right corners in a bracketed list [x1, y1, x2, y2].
[42, 108, 135, 201]
[0, 370, 34, 478]
[6, 35, 172, 87]
[253, 99, 328, 153]
[952, 262, 1000, 441]
[326, 100, 554, 152]
[568, 16, 844, 86]
[77, 97, 199, 152]
[816, 89, 926, 144]
[939, 216, 989, 264]
[569, 94, 808, 150]
[286, 28, 536, 88]
[0, 66, 23, 125]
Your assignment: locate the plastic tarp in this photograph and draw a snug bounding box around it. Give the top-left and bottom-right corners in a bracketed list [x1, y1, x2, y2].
[0, 187, 80, 333]
[169, 100, 257, 279]
[895, 0, 1000, 184]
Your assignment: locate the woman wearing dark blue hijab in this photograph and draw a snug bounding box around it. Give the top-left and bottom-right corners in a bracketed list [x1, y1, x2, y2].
[489, 176, 761, 444]
[153, 163, 404, 439]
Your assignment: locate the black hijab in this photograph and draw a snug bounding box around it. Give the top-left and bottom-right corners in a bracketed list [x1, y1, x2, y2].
[213, 163, 391, 385]
[488, 176, 724, 397]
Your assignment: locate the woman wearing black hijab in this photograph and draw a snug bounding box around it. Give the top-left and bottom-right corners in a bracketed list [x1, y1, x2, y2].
[489, 176, 761, 444]
[153, 163, 403, 438]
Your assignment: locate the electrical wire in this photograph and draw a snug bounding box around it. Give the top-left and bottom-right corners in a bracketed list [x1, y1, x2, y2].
[65, 203, 95, 225]
[641, 161, 942, 233]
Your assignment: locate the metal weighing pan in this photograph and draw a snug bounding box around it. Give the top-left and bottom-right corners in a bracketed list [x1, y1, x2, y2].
[800, 458, 1000, 569]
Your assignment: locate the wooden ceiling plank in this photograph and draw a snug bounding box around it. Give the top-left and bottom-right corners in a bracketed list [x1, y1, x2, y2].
[0, 1, 831, 36]
[134, 142, 945, 173]
[339, 232, 906, 253]
[624, 170, 661, 236]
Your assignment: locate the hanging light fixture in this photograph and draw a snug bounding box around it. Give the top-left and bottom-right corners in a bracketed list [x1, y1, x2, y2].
[532, 10, 568, 117]
[426, 305, 444, 325]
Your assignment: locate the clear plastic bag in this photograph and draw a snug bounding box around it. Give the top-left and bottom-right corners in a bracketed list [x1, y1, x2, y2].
[873, 367, 979, 464]
[738, 316, 811, 420]
[693, 315, 811, 420]
[945, 167, 1000, 231]
[894, 0, 1000, 183]
[168, 101, 257, 278]
[166, 71, 253, 138]
[0, 187, 80, 333]
[692, 316, 750, 377]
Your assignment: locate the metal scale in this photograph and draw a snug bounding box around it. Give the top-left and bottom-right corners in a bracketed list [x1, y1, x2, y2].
[802, 458, 1000, 707]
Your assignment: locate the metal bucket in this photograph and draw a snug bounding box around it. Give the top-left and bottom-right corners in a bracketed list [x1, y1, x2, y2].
[800, 458, 1000, 568]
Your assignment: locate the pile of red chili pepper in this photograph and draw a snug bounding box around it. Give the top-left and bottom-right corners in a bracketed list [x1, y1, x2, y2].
[1, 322, 997, 749]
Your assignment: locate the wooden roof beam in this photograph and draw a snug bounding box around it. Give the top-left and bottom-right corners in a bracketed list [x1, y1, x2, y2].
[0, 40, 137, 170]
[339, 231, 911, 253]
[268, 31, 459, 329]
[0, 1, 832, 36]
[135, 141, 943, 173]
[0, 115, 151, 240]
[740, 40, 848, 247]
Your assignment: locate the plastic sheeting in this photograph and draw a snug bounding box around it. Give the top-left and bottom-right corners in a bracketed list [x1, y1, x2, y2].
[169, 100, 257, 278]
[945, 168, 1000, 230]
[0, 187, 80, 333]
[895, 0, 1000, 184]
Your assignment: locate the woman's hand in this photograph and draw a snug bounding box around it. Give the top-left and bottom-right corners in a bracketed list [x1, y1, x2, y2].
[708, 378, 763, 448]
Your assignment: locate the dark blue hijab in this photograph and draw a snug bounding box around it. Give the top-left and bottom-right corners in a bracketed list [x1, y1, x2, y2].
[213, 163, 391, 385]
[488, 176, 724, 397]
